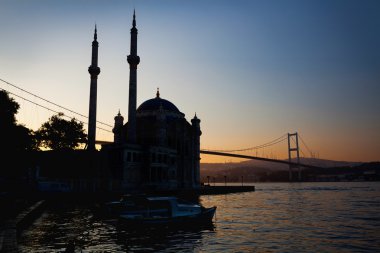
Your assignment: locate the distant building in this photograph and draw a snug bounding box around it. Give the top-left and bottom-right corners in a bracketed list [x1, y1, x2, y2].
[100, 12, 201, 191]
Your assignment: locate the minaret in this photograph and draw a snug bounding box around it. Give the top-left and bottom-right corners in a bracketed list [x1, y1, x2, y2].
[113, 110, 124, 144]
[191, 113, 202, 188]
[127, 10, 140, 143]
[87, 25, 101, 151]
[156, 89, 167, 146]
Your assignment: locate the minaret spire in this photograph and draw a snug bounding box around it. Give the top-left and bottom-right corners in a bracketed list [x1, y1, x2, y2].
[94, 24, 97, 40]
[127, 10, 140, 143]
[133, 9, 136, 28]
[87, 25, 101, 150]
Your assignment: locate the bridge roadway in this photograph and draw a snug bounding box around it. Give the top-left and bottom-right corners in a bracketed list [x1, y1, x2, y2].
[200, 150, 321, 169]
[95, 141, 320, 169]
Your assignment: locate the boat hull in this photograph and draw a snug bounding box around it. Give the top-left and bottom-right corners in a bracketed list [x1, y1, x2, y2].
[118, 206, 217, 226]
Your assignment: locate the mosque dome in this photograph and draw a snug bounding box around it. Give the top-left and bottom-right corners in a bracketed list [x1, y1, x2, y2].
[137, 89, 182, 114]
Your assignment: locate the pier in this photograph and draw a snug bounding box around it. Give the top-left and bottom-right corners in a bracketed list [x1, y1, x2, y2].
[0, 200, 46, 253]
[197, 185, 255, 195]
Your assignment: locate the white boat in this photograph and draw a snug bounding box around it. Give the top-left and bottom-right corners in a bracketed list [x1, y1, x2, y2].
[104, 195, 216, 226]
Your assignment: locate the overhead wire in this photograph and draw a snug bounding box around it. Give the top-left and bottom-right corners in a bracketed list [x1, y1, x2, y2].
[0, 88, 112, 133]
[1, 78, 318, 155]
[0, 78, 113, 128]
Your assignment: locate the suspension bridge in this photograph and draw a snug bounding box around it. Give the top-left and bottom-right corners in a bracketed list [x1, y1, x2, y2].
[200, 132, 319, 181]
[1, 78, 321, 181]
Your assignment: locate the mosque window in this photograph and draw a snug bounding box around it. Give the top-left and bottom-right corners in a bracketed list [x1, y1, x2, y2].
[132, 152, 136, 162]
[138, 153, 142, 162]
[152, 153, 156, 163]
[135, 153, 139, 162]
[158, 154, 162, 163]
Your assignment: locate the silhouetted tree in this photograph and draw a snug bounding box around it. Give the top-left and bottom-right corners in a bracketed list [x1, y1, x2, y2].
[0, 90, 36, 152]
[0, 89, 18, 125]
[35, 112, 87, 150]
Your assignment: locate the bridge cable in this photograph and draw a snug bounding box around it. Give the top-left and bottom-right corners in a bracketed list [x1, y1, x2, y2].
[203, 134, 288, 153]
[298, 134, 314, 157]
[290, 137, 306, 158]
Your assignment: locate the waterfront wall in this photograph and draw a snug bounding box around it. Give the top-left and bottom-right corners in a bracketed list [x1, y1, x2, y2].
[0, 200, 46, 253]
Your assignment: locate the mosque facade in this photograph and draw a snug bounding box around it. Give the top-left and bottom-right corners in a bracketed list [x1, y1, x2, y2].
[95, 12, 201, 191]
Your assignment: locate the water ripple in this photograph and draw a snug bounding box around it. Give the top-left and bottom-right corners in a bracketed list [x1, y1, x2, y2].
[18, 182, 380, 252]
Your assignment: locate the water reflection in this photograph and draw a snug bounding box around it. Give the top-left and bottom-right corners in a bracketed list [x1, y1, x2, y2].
[199, 182, 380, 252]
[114, 222, 215, 252]
[19, 202, 216, 252]
[19, 182, 380, 252]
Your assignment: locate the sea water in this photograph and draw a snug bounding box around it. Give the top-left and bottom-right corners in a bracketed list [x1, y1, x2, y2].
[18, 182, 380, 252]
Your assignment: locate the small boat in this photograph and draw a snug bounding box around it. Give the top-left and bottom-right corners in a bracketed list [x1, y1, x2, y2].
[104, 195, 216, 226]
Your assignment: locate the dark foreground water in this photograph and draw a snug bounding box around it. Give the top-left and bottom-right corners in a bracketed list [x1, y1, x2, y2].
[19, 182, 380, 252]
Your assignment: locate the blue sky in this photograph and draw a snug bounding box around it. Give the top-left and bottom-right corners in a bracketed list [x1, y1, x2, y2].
[0, 0, 379, 162]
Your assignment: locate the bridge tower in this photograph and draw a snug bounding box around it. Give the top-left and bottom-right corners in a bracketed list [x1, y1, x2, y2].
[288, 132, 301, 181]
[127, 10, 140, 143]
[87, 25, 101, 150]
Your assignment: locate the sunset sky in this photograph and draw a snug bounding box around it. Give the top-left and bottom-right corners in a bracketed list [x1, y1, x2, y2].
[0, 0, 379, 163]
